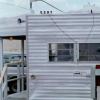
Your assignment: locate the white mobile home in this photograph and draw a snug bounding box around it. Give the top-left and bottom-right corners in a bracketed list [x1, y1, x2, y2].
[1, 12, 100, 100]
[27, 13, 97, 100]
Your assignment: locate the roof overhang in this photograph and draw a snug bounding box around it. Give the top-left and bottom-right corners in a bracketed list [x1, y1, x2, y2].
[0, 15, 26, 39]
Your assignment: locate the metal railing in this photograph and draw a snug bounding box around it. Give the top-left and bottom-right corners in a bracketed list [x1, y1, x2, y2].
[7, 61, 26, 94]
[0, 65, 7, 100]
[0, 61, 26, 100]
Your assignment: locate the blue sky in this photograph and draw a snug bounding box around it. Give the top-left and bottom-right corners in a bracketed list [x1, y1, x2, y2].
[0, 0, 100, 17]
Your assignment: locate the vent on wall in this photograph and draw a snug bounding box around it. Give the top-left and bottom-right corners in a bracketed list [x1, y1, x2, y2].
[40, 11, 53, 14]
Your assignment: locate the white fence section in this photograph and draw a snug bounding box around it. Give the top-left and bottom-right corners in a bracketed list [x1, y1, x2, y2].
[7, 62, 27, 93]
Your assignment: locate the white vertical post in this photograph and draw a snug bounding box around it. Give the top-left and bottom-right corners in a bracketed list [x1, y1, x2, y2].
[17, 64, 20, 92]
[74, 42, 79, 63]
[0, 38, 3, 73]
[91, 66, 96, 99]
[0, 38, 3, 100]
[21, 39, 24, 91]
[76, 43, 79, 62]
[4, 69, 7, 100]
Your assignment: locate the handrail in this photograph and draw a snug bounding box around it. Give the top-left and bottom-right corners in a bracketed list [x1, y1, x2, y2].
[0, 64, 7, 100]
[0, 61, 24, 83]
[7, 61, 26, 93]
[0, 65, 7, 85]
[7, 61, 23, 65]
[7, 75, 26, 82]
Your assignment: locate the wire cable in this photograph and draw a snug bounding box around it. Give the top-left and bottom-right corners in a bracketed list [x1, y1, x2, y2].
[85, 9, 95, 42]
[48, 14, 77, 43]
[40, 0, 65, 13]
[79, 10, 95, 61]
[30, 0, 65, 13]
[0, 0, 64, 14]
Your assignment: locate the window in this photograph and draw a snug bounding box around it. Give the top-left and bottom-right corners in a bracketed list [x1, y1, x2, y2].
[79, 43, 100, 61]
[49, 43, 74, 62]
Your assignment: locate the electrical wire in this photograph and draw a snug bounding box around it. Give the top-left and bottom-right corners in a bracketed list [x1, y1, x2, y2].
[79, 10, 95, 61]
[48, 14, 77, 43]
[85, 10, 95, 42]
[0, 0, 64, 14]
[40, 0, 65, 13]
[48, 11, 95, 62]
[30, 0, 65, 13]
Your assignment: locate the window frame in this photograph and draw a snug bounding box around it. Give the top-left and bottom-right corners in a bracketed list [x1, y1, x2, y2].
[49, 43, 75, 62]
[48, 43, 100, 63]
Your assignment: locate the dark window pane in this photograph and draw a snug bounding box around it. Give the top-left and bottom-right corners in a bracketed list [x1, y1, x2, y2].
[58, 50, 73, 55]
[79, 56, 88, 61]
[58, 55, 73, 61]
[57, 44, 73, 49]
[49, 56, 57, 62]
[79, 43, 100, 61]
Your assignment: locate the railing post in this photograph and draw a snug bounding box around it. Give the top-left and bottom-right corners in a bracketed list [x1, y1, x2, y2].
[0, 38, 3, 100]
[21, 39, 24, 91]
[0, 83, 2, 100]
[4, 69, 7, 100]
[0, 38, 3, 74]
[17, 64, 20, 93]
[91, 66, 96, 100]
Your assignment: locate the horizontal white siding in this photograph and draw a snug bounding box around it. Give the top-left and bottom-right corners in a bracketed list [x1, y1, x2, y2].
[28, 65, 93, 100]
[28, 42, 48, 64]
[27, 14, 96, 100]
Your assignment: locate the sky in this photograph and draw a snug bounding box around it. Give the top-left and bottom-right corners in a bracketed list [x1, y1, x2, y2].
[0, 0, 100, 18]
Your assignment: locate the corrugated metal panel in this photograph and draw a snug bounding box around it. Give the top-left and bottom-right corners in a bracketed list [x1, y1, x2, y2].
[28, 65, 93, 100]
[27, 13, 100, 64]
[27, 14, 96, 100]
